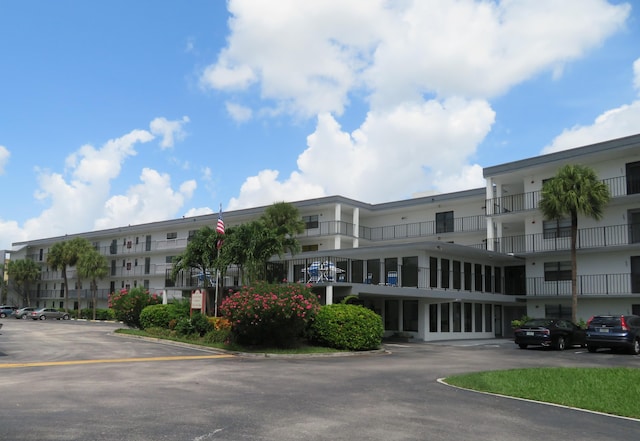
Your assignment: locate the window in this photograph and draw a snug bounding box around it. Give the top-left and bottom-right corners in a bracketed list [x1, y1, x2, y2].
[166, 232, 177, 240]
[188, 230, 197, 242]
[453, 261, 461, 290]
[464, 262, 472, 291]
[544, 261, 571, 281]
[453, 302, 461, 332]
[436, 211, 454, 233]
[545, 304, 571, 320]
[626, 161, 640, 195]
[543, 218, 571, 239]
[629, 210, 640, 244]
[302, 215, 319, 229]
[429, 304, 438, 332]
[494, 267, 502, 293]
[464, 303, 472, 332]
[484, 305, 492, 332]
[166, 256, 175, 264]
[402, 300, 418, 332]
[441, 303, 450, 332]
[474, 264, 482, 292]
[301, 244, 319, 252]
[429, 257, 438, 288]
[631, 256, 640, 293]
[474, 304, 483, 332]
[484, 265, 492, 292]
[441, 259, 450, 289]
[385, 300, 399, 331]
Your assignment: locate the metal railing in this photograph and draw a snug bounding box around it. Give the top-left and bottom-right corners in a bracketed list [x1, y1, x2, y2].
[526, 273, 633, 296]
[494, 223, 638, 254]
[486, 175, 632, 216]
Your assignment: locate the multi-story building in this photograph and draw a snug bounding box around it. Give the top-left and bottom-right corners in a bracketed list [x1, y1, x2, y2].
[8, 133, 640, 341]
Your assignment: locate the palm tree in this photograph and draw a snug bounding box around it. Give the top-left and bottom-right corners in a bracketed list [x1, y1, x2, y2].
[7, 259, 41, 306]
[76, 248, 109, 320]
[261, 201, 305, 256]
[539, 164, 610, 323]
[47, 238, 91, 313]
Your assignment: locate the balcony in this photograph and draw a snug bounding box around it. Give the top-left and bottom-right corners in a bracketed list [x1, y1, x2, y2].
[526, 273, 634, 297]
[486, 175, 632, 216]
[494, 223, 638, 254]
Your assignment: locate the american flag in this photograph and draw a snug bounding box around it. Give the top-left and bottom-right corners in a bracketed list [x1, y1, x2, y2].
[216, 207, 225, 235]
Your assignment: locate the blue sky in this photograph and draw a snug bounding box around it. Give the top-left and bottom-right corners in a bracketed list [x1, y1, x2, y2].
[1, 0, 639, 250]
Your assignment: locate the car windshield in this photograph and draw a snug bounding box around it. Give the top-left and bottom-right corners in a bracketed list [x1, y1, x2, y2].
[523, 319, 554, 327]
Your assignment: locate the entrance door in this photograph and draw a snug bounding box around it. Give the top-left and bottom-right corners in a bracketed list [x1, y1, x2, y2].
[494, 305, 503, 337]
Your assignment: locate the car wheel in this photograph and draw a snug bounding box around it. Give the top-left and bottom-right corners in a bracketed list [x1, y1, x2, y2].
[518, 344, 528, 349]
[630, 339, 640, 355]
[0, 313, 6, 318]
[555, 336, 566, 351]
[40, 315, 46, 320]
[21, 315, 28, 319]
[62, 314, 70, 320]
[587, 345, 597, 353]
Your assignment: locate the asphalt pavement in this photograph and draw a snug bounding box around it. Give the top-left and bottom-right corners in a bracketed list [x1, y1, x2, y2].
[0, 318, 638, 441]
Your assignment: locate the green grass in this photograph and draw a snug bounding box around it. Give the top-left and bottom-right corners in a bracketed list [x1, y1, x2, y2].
[445, 367, 640, 419]
[114, 328, 346, 354]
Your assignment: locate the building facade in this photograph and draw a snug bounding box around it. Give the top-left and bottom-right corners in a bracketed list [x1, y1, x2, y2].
[8, 133, 640, 341]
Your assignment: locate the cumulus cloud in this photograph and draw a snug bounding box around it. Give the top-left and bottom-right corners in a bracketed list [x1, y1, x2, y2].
[149, 116, 190, 149]
[202, 0, 629, 208]
[225, 101, 253, 123]
[1, 120, 198, 248]
[542, 57, 640, 154]
[0, 145, 9, 174]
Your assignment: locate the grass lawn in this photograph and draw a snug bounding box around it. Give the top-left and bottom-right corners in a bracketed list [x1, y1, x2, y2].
[444, 367, 640, 419]
[115, 328, 346, 354]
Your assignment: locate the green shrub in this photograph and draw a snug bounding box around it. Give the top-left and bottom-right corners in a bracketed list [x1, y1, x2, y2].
[203, 328, 231, 344]
[311, 303, 383, 351]
[108, 287, 161, 328]
[220, 282, 321, 348]
[140, 304, 173, 330]
[191, 312, 214, 336]
[167, 298, 191, 320]
[174, 317, 196, 336]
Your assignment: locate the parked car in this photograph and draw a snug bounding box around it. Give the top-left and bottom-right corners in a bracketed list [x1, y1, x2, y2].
[586, 315, 640, 355]
[514, 318, 586, 350]
[0, 305, 18, 318]
[30, 308, 71, 321]
[14, 307, 37, 319]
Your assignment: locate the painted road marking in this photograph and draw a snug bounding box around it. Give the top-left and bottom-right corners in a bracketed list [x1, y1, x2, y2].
[0, 354, 234, 369]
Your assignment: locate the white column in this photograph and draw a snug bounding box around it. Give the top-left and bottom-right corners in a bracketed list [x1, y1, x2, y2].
[353, 207, 360, 248]
[486, 178, 495, 251]
[334, 203, 341, 249]
[325, 285, 333, 305]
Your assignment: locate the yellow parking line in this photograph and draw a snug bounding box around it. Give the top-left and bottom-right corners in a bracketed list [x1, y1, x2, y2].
[0, 354, 234, 369]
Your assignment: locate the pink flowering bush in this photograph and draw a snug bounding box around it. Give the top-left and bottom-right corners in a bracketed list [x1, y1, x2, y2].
[108, 287, 161, 328]
[220, 281, 321, 348]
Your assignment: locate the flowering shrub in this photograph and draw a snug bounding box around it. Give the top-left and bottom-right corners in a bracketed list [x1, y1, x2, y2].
[220, 282, 321, 348]
[108, 287, 161, 328]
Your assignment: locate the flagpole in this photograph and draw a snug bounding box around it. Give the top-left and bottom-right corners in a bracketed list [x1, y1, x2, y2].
[214, 204, 225, 317]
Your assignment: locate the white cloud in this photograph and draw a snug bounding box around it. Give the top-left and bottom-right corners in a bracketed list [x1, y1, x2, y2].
[206, 0, 629, 208]
[0, 121, 198, 248]
[149, 116, 190, 149]
[542, 101, 640, 154]
[95, 168, 197, 230]
[225, 101, 253, 123]
[0, 145, 9, 174]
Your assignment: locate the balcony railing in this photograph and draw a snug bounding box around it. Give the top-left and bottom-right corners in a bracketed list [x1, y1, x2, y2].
[526, 273, 633, 296]
[486, 175, 632, 216]
[494, 223, 638, 254]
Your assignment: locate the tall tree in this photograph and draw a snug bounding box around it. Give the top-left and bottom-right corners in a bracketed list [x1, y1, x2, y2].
[76, 247, 109, 320]
[261, 201, 305, 256]
[7, 259, 41, 306]
[47, 238, 91, 313]
[171, 226, 220, 312]
[539, 164, 610, 323]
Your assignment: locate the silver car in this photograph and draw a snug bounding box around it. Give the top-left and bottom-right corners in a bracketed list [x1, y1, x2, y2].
[14, 307, 37, 319]
[30, 308, 71, 321]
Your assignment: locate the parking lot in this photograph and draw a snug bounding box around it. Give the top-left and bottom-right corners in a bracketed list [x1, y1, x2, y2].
[1, 318, 638, 440]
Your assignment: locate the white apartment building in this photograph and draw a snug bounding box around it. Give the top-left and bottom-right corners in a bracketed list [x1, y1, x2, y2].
[8, 133, 640, 341]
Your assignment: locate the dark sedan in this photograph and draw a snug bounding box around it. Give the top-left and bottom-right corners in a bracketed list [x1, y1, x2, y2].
[514, 318, 586, 350]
